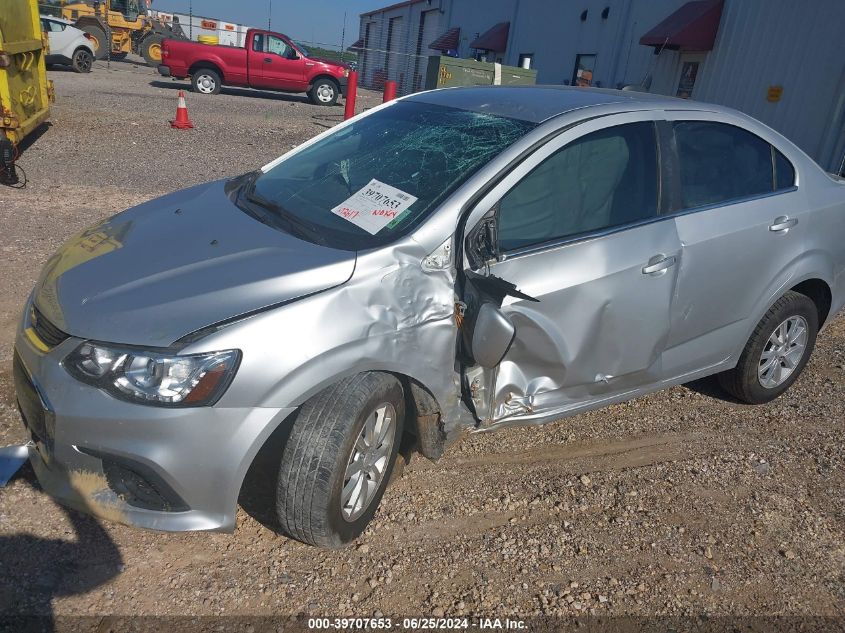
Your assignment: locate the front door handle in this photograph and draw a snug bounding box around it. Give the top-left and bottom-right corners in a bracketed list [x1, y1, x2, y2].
[264, 57, 272, 63]
[642, 254, 676, 275]
[769, 216, 798, 232]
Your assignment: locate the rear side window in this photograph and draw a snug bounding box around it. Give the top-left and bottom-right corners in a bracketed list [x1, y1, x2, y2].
[252, 33, 264, 52]
[497, 121, 659, 251]
[774, 148, 796, 190]
[674, 121, 774, 209]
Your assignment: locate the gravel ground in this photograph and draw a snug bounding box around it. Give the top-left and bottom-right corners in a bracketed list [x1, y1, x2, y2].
[0, 61, 843, 625]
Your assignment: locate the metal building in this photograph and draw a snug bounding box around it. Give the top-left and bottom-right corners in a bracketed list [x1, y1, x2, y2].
[355, 0, 845, 173]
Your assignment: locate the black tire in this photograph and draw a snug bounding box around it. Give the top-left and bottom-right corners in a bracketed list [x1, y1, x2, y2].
[308, 77, 339, 106]
[717, 291, 818, 404]
[140, 33, 164, 67]
[71, 47, 94, 73]
[191, 67, 222, 95]
[276, 372, 405, 548]
[79, 24, 108, 60]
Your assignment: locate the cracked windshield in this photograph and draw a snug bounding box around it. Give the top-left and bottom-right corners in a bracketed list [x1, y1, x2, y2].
[248, 101, 536, 249]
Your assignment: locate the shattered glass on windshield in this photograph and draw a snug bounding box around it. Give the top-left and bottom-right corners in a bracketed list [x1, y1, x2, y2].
[247, 102, 536, 249]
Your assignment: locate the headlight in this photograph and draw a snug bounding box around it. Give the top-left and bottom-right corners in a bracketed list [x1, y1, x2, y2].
[64, 342, 240, 407]
[343, 68, 350, 78]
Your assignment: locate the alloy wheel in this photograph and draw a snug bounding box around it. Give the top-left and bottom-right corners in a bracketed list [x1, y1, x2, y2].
[758, 315, 808, 388]
[340, 402, 396, 521]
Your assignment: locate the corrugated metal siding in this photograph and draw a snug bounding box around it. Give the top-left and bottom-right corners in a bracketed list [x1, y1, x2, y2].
[689, 0, 845, 167]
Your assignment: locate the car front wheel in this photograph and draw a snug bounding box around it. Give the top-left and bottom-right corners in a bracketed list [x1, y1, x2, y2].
[308, 78, 339, 106]
[276, 372, 405, 547]
[718, 290, 818, 404]
[72, 48, 94, 73]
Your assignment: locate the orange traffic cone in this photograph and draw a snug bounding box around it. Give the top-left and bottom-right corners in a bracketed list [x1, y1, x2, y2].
[170, 90, 194, 129]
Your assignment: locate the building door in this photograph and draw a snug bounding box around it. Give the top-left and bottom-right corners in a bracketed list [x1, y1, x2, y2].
[385, 16, 404, 87]
[361, 22, 373, 87]
[673, 53, 706, 99]
[413, 10, 440, 92]
[571, 54, 596, 86]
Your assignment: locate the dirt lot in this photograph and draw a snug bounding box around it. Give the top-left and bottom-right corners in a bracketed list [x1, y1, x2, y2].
[1, 60, 844, 625]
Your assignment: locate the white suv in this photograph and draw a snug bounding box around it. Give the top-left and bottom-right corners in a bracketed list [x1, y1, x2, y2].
[41, 16, 95, 73]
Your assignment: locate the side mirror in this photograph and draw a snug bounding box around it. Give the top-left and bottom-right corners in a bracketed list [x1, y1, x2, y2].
[471, 303, 515, 368]
[287, 50, 300, 60]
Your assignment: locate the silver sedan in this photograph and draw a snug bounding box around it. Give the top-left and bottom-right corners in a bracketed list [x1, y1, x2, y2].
[14, 86, 845, 547]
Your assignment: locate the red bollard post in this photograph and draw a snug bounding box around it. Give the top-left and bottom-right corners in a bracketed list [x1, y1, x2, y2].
[344, 71, 358, 121]
[382, 80, 397, 103]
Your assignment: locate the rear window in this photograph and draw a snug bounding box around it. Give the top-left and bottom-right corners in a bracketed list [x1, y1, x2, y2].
[674, 121, 775, 209]
[241, 101, 536, 250]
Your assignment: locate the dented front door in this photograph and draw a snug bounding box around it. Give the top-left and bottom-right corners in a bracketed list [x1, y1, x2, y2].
[461, 114, 682, 424]
[485, 220, 681, 421]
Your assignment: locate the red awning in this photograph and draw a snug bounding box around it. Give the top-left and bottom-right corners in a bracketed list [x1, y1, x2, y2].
[469, 22, 509, 52]
[639, 0, 724, 51]
[348, 38, 364, 51]
[429, 27, 460, 52]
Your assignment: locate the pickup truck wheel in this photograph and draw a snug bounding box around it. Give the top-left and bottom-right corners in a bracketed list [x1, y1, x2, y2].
[717, 291, 818, 404]
[308, 78, 339, 106]
[72, 48, 94, 73]
[191, 68, 221, 95]
[276, 372, 404, 548]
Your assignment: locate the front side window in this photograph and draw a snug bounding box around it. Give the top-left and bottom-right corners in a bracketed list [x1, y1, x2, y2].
[674, 121, 774, 209]
[267, 35, 290, 57]
[497, 122, 659, 252]
[241, 101, 536, 250]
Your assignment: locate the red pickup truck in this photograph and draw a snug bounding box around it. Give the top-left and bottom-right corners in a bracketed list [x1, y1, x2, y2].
[159, 29, 349, 106]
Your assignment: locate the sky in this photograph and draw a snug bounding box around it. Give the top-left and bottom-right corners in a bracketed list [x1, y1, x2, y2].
[150, 0, 380, 49]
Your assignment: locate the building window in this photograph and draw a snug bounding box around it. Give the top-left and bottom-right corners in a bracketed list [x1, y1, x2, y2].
[572, 54, 596, 86]
[518, 53, 534, 69]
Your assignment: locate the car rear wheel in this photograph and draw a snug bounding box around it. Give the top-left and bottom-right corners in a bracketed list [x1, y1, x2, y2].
[276, 372, 404, 548]
[71, 48, 94, 73]
[717, 291, 818, 404]
[191, 68, 221, 95]
[308, 78, 339, 106]
[79, 24, 108, 60]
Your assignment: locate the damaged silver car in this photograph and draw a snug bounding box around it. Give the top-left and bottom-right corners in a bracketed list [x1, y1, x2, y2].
[14, 86, 845, 547]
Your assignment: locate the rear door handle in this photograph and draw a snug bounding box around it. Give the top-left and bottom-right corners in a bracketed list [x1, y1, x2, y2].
[769, 216, 798, 232]
[642, 255, 676, 275]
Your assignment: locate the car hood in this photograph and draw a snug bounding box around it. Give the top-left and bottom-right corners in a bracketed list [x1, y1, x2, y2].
[307, 56, 346, 70]
[33, 180, 356, 347]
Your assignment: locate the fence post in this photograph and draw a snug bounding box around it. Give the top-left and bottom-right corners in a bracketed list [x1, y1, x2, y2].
[382, 80, 397, 103]
[344, 71, 358, 121]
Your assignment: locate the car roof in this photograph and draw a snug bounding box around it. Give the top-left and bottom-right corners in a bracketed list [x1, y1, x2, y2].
[405, 85, 710, 123]
[40, 15, 74, 25]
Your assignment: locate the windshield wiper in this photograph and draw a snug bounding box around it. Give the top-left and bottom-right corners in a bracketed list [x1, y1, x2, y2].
[242, 190, 329, 246]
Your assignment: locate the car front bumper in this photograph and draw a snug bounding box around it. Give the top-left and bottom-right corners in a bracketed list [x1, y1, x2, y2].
[13, 309, 296, 533]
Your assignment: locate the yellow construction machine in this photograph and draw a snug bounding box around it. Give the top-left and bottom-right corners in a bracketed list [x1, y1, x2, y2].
[45, 0, 186, 66]
[1, 0, 53, 184]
